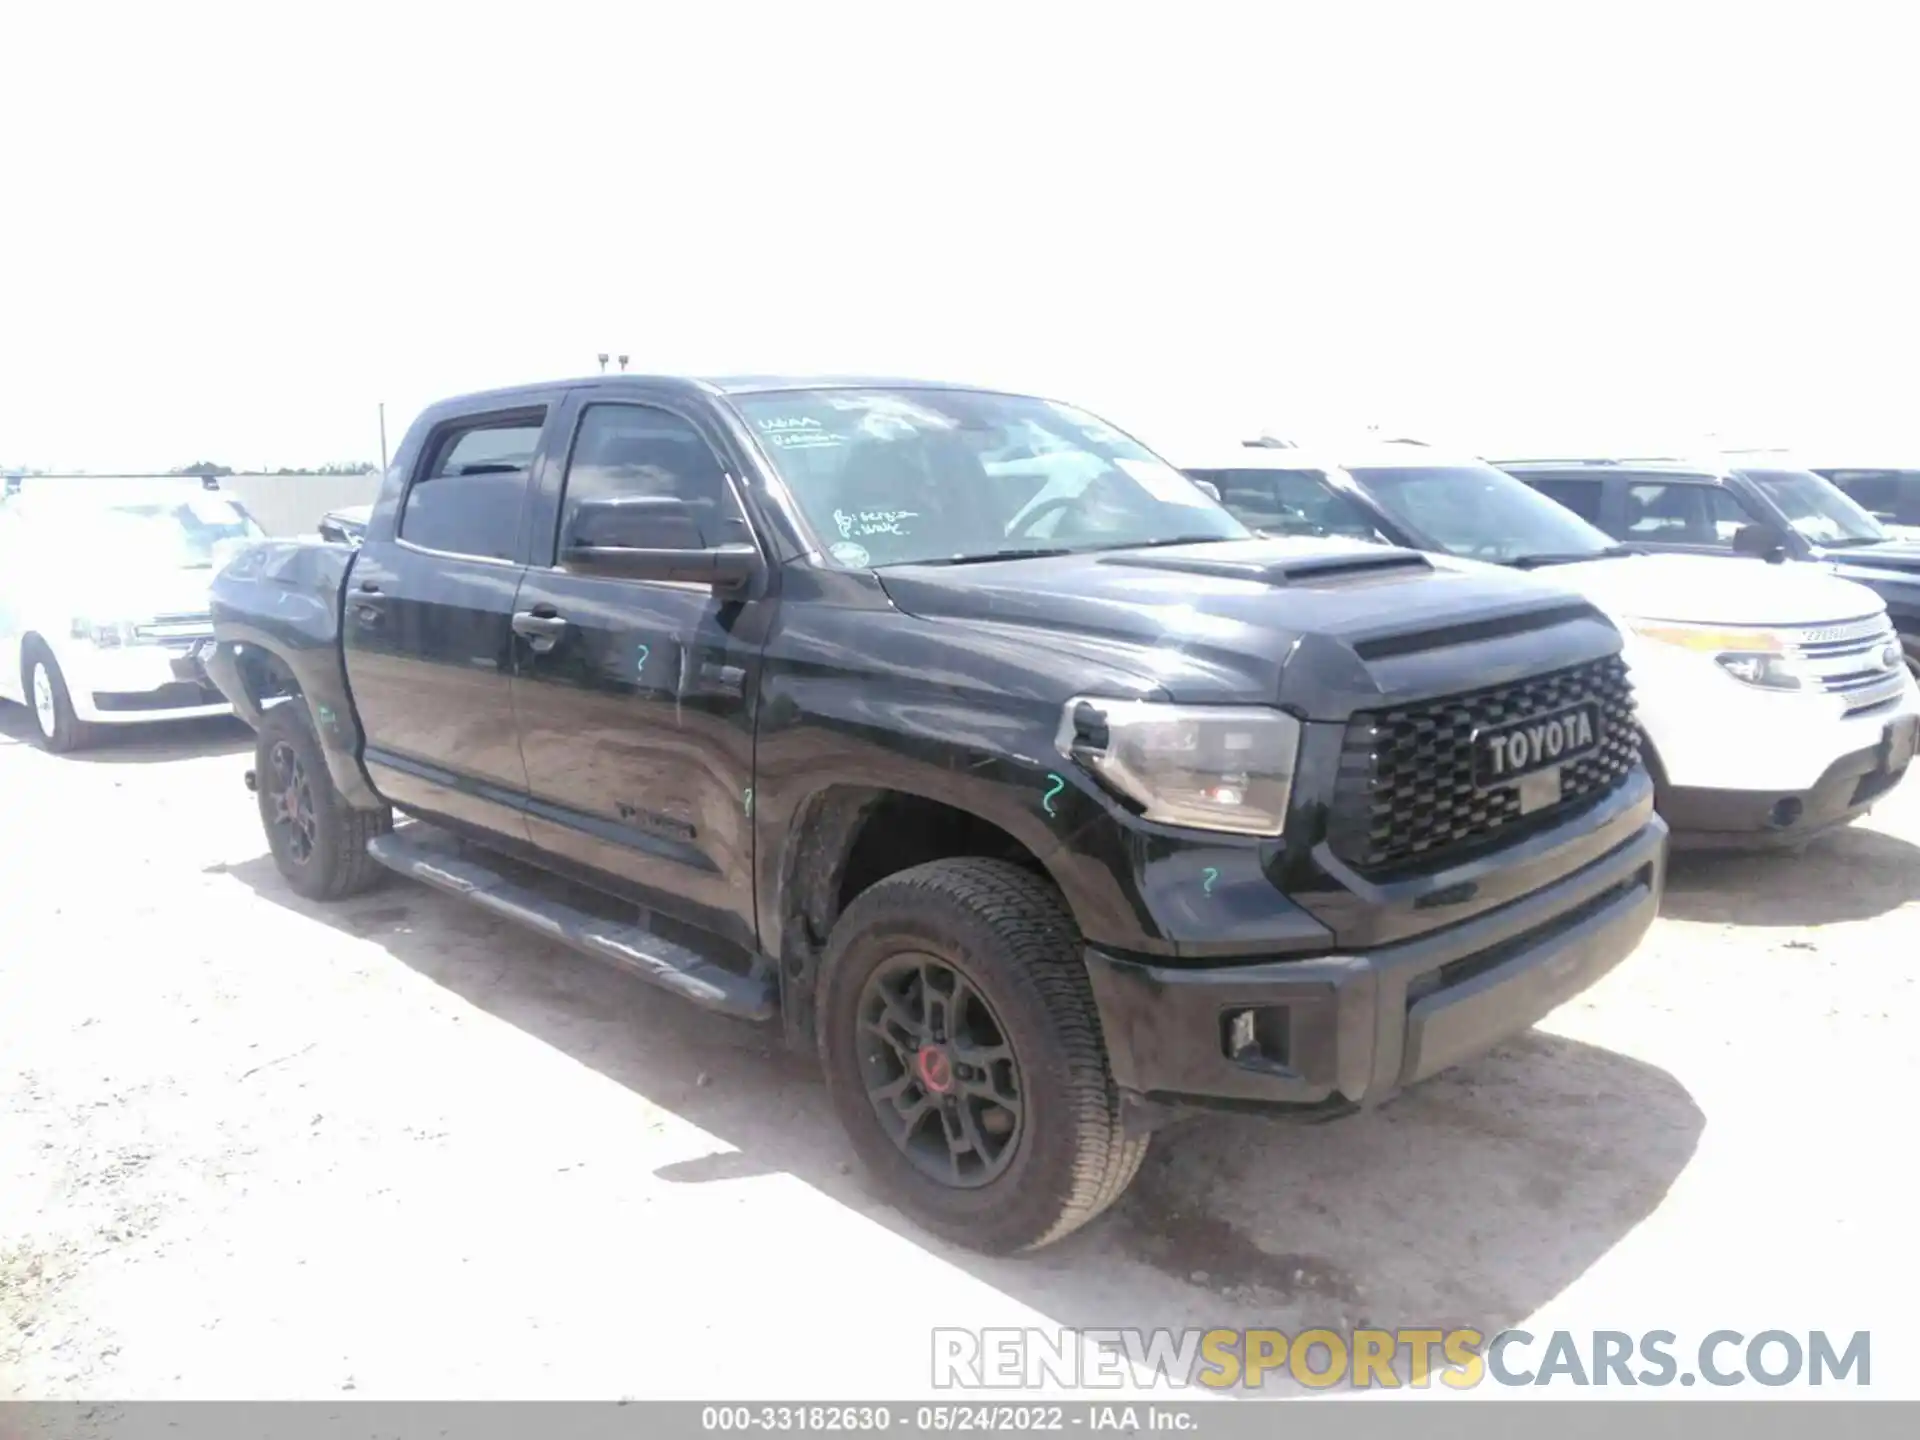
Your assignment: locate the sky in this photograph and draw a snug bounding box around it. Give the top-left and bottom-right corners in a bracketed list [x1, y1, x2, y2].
[3, 2, 1917, 473]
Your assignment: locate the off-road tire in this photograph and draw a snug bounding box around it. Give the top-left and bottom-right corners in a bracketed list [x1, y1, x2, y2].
[256, 701, 392, 902]
[22, 642, 94, 754]
[818, 857, 1149, 1254]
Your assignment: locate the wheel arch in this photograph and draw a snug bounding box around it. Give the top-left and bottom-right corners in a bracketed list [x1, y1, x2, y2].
[771, 782, 1071, 1052]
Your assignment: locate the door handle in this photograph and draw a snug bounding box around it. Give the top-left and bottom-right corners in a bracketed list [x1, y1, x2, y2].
[512, 609, 569, 653]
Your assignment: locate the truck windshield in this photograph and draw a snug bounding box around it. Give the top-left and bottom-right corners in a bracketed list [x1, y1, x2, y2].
[1344, 462, 1618, 565]
[31, 492, 264, 568]
[1742, 468, 1889, 547]
[730, 388, 1248, 567]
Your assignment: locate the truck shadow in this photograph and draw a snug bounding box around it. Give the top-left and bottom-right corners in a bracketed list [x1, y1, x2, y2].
[218, 853, 1704, 1387]
[0, 701, 251, 764]
[1661, 821, 1920, 927]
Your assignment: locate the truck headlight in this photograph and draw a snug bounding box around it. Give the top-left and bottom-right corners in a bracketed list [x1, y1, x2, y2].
[1622, 619, 1803, 691]
[69, 617, 139, 648]
[1056, 697, 1300, 836]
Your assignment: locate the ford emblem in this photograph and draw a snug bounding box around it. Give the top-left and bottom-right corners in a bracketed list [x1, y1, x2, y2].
[1883, 644, 1902, 670]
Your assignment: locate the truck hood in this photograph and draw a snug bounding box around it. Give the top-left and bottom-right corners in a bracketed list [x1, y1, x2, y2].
[1816, 539, 1920, 578]
[1537, 552, 1886, 627]
[874, 537, 1615, 714]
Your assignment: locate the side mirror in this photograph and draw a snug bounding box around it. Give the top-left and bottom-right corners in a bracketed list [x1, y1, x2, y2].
[562, 495, 761, 593]
[1191, 479, 1222, 503]
[1731, 522, 1791, 562]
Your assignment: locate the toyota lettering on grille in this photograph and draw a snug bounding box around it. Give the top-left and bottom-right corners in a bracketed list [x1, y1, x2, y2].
[1472, 701, 1602, 790]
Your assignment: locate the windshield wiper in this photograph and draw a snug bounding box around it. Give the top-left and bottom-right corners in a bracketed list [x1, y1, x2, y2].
[912, 547, 1078, 567]
[1507, 544, 1637, 569]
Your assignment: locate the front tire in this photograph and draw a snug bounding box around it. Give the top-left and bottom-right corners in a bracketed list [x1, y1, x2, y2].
[818, 857, 1148, 1254]
[255, 701, 392, 901]
[23, 644, 93, 754]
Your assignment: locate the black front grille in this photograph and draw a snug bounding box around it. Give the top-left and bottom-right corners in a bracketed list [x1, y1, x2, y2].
[1327, 655, 1641, 873]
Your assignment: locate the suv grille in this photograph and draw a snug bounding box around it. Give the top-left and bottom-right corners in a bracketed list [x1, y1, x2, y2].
[134, 612, 214, 646]
[1327, 655, 1641, 873]
[1788, 613, 1909, 715]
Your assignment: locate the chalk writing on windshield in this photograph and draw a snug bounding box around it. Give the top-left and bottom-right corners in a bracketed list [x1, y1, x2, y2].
[834, 508, 918, 539]
[757, 415, 843, 451]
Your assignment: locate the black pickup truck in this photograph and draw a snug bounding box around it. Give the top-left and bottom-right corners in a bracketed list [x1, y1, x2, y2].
[205, 374, 1669, 1254]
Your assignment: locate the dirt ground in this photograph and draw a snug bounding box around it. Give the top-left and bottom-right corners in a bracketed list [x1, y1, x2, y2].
[2, 701, 1914, 1401]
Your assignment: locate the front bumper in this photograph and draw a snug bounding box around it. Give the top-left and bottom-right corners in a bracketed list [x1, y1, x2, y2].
[1659, 711, 1919, 849]
[1628, 636, 1920, 795]
[62, 640, 232, 725]
[1083, 812, 1667, 1118]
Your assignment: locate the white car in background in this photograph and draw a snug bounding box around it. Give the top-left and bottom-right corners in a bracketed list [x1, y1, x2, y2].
[1177, 441, 1920, 850]
[0, 477, 265, 752]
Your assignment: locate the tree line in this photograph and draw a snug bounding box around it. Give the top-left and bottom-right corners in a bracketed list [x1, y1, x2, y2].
[169, 461, 379, 477]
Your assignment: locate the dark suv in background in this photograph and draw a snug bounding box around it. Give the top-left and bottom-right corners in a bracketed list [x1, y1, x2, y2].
[1797, 459, 1920, 539]
[1492, 456, 1920, 677]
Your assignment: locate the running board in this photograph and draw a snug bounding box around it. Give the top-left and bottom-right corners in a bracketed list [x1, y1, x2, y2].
[364, 827, 776, 1023]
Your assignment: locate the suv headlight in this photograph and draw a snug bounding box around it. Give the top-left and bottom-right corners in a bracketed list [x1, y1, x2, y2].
[1622, 619, 1804, 691]
[70, 617, 139, 648]
[1056, 697, 1300, 836]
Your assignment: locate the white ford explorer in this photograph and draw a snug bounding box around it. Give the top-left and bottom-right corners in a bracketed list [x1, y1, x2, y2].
[0, 477, 264, 752]
[1178, 440, 1920, 850]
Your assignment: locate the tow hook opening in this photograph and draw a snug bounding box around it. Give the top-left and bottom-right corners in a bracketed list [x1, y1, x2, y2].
[243, 769, 258, 793]
[1768, 796, 1803, 829]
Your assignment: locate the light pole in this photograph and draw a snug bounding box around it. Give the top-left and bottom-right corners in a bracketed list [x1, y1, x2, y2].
[597, 353, 609, 373]
[378, 402, 388, 474]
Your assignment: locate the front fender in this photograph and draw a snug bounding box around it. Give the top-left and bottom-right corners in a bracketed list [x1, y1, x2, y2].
[207, 540, 386, 812]
[750, 659, 1192, 964]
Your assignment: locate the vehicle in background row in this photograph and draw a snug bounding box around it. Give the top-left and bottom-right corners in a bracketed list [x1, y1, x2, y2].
[317, 503, 371, 546]
[204, 372, 1667, 1254]
[1183, 442, 1920, 851]
[0, 477, 262, 751]
[1712, 448, 1920, 542]
[1800, 459, 1920, 542]
[1491, 455, 1920, 681]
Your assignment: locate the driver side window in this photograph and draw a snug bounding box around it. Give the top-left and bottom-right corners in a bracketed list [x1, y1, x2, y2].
[555, 403, 749, 563]
[1623, 482, 1754, 548]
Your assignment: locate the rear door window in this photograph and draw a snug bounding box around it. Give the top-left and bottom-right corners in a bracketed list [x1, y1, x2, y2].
[399, 412, 545, 561]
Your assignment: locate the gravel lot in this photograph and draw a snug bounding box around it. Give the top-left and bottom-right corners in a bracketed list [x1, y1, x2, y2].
[2, 701, 1914, 1401]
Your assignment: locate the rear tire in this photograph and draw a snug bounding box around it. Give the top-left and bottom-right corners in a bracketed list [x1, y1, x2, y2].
[818, 857, 1148, 1255]
[256, 701, 392, 901]
[23, 643, 93, 754]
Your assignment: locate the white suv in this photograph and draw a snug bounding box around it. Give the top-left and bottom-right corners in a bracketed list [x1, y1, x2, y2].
[0, 478, 262, 752]
[1179, 441, 1920, 850]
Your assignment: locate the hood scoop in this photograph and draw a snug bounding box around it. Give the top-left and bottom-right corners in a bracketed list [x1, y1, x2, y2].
[1098, 547, 1435, 587]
